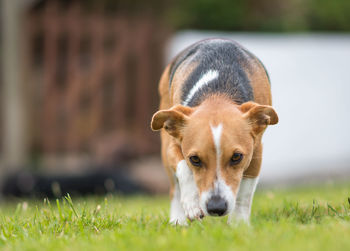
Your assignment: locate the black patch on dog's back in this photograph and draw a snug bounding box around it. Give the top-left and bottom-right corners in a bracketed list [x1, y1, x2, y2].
[169, 39, 266, 107]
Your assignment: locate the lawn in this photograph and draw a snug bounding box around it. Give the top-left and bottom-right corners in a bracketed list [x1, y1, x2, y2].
[0, 183, 349, 251]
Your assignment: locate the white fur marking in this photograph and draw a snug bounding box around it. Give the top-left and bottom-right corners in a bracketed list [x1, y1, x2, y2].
[176, 160, 203, 220]
[210, 124, 223, 171]
[170, 182, 187, 225]
[182, 70, 219, 106]
[229, 177, 259, 223]
[199, 124, 236, 216]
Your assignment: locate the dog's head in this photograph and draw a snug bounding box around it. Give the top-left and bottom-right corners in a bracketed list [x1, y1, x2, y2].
[151, 98, 278, 217]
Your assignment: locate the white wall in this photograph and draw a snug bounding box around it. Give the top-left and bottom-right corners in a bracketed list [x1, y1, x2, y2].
[166, 31, 350, 185]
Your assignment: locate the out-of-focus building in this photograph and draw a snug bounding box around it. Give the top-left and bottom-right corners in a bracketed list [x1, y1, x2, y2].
[1, 0, 168, 171]
[0, 0, 170, 195]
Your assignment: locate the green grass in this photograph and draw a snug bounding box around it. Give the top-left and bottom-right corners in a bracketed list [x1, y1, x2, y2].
[0, 183, 349, 251]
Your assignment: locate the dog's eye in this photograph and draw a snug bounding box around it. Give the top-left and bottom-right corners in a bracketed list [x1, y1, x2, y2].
[230, 152, 243, 165]
[189, 156, 202, 167]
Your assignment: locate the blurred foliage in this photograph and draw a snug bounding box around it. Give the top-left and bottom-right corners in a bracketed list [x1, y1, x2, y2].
[31, 0, 350, 31]
[32, 0, 172, 16]
[167, 0, 350, 31]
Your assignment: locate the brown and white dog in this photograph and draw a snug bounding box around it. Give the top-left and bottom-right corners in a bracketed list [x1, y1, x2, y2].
[151, 39, 278, 225]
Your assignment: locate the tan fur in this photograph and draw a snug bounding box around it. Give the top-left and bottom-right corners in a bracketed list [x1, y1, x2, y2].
[245, 57, 272, 106]
[241, 58, 273, 178]
[152, 56, 278, 199]
[170, 61, 199, 105]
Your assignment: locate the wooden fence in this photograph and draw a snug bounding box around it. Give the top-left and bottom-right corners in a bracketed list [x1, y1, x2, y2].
[24, 1, 167, 165]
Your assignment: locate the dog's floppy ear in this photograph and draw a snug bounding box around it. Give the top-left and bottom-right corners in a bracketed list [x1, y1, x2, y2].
[151, 105, 193, 138]
[240, 101, 278, 135]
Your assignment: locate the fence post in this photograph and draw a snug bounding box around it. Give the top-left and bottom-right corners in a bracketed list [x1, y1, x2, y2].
[1, 0, 28, 171]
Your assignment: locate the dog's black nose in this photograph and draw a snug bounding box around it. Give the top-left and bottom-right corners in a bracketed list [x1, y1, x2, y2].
[207, 196, 227, 216]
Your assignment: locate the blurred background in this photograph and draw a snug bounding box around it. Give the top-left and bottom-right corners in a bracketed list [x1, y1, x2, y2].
[0, 0, 349, 198]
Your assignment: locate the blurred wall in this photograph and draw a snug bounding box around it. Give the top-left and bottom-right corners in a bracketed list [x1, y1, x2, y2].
[168, 31, 350, 185]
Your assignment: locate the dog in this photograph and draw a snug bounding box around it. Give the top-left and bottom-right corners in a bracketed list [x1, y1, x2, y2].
[151, 38, 278, 225]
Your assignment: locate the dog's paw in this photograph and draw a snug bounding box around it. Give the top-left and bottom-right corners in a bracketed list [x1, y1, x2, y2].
[181, 195, 204, 221]
[170, 199, 188, 226]
[169, 217, 188, 226]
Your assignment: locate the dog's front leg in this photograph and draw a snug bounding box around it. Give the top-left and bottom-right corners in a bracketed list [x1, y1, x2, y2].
[228, 177, 259, 224]
[170, 181, 187, 225]
[167, 143, 203, 224]
[176, 160, 203, 222]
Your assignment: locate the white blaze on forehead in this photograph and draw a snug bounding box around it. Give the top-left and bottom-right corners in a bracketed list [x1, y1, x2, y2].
[205, 123, 235, 215]
[182, 70, 219, 106]
[210, 123, 223, 172]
